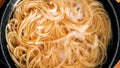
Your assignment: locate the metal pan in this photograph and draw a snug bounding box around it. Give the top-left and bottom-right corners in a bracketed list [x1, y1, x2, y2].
[0, 0, 119, 68]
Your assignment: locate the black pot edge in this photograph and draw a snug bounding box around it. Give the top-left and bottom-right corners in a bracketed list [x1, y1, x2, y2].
[107, 0, 120, 67]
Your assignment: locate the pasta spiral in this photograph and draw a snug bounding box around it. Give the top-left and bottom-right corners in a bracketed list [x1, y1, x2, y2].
[6, 0, 112, 68]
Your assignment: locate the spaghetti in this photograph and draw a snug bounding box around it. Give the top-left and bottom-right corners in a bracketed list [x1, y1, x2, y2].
[5, 0, 112, 68]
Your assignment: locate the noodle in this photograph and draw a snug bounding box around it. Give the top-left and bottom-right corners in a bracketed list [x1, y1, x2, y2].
[5, 0, 112, 68]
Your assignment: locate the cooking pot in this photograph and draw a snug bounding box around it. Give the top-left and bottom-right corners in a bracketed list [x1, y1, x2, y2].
[0, 0, 119, 68]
